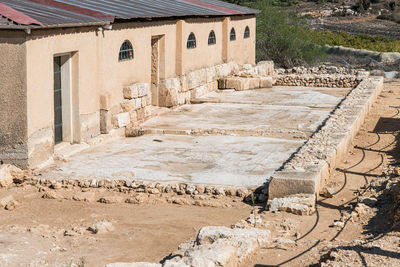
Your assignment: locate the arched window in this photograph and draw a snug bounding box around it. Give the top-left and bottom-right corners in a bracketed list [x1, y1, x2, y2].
[244, 26, 250, 39]
[208, 30, 216, 45]
[118, 40, 134, 61]
[230, 28, 236, 41]
[187, 32, 196, 49]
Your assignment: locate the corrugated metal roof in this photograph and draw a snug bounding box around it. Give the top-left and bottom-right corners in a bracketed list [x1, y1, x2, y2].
[0, 0, 258, 29]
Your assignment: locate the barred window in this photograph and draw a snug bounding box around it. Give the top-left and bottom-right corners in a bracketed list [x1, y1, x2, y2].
[118, 40, 134, 61]
[230, 28, 236, 41]
[244, 26, 250, 39]
[187, 32, 197, 49]
[208, 30, 216, 45]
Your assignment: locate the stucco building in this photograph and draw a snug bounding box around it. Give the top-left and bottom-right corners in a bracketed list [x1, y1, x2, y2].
[0, 0, 259, 168]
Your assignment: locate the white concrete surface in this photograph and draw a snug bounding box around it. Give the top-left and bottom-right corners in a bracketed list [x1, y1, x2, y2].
[39, 86, 350, 188]
[41, 135, 304, 187]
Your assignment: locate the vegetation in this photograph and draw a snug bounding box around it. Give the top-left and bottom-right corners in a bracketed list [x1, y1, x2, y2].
[252, 1, 326, 67]
[222, 0, 400, 67]
[314, 30, 400, 52]
[223, 0, 326, 67]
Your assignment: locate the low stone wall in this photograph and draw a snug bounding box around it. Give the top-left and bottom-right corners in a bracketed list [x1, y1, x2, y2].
[100, 83, 153, 135]
[274, 66, 369, 88]
[274, 74, 363, 88]
[23, 175, 252, 199]
[327, 45, 400, 64]
[159, 62, 239, 107]
[268, 77, 384, 200]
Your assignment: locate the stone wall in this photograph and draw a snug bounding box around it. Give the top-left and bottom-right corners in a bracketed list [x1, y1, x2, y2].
[100, 83, 153, 135]
[0, 32, 28, 168]
[274, 74, 362, 88]
[274, 66, 369, 88]
[268, 77, 384, 200]
[218, 61, 276, 91]
[159, 62, 240, 107]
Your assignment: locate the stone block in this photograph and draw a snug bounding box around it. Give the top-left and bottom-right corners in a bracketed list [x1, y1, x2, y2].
[259, 76, 274, 88]
[129, 111, 138, 123]
[159, 78, 180, 107]
[135, 98, 141, 110]
[187, 69, 207, 89]
[137, 83, 150, 97]
[100, 109, 112, 134]
[0, 164, 23, 188]
[269, 194, 316, 215]
[222, 77, 250, 91]
[206, 66, 217, 83]
[256, 61, 274, 76]
[268, 171, 319, 199]
[177, 92, 185, 106]
[165, 88, 179, 107]
[228, 62, 240, 73]
[207, 81, 218, 93]
[196, 226, 271, 261]
[180, 75, 189, 92]
[146, 95, 152, 106]
[125, 124, 145, 137]
[100, 93, 112, 110]
[123, 85, 138, 99]
[141, 96, 147, 108]
[184, 240, 238, 267]
[120, 99, 137, 112]
[248, 78, 260, 89]
[216, 63, 231, 78]
[191, 85, 207, 99]
[115, 112, 130, 128]
[137, 108, 145, 121]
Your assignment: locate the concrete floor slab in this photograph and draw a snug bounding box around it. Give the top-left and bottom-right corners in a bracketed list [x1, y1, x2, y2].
[192, 86, 350, 108]
[41, 135, 304, 187]
[141, 103, 332, 139]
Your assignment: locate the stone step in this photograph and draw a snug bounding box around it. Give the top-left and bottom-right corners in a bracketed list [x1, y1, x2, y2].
[218, 76, 274, 91]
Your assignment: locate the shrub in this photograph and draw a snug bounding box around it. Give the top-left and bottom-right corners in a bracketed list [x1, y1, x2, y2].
[249, 1, 326, 67]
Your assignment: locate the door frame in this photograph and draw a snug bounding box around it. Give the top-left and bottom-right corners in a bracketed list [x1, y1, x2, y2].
[150, 35, 165, 107]
[53, 52, 80, 145]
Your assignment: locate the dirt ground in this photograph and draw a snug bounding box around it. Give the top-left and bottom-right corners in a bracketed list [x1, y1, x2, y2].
[0, 187, 250, 267]
[1, 80, 400, 267]
[240, 79, 400, 266]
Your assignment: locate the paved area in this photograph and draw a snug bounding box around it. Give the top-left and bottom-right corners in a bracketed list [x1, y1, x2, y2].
[40, 86, 350, 187]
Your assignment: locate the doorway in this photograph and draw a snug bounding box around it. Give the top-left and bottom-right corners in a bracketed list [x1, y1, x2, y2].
[53, 54, 76, 145]
[151, 35, 165, 106]
[53, 56, 63, 144]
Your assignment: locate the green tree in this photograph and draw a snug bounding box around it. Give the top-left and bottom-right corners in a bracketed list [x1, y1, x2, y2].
[223, 0, 326, 67]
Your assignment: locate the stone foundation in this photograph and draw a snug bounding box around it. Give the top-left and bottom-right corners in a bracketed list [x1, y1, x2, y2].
[268, 76, 384, 200]
[274, 74, 363, 88]
[274, 66, 369, 88]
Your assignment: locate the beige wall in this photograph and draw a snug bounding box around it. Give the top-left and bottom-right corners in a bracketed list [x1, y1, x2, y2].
[0, 31, 28, 167]
[180, 17, 225, 73]
[228, 16, 256, 65]
[25, 20, 179, 143]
